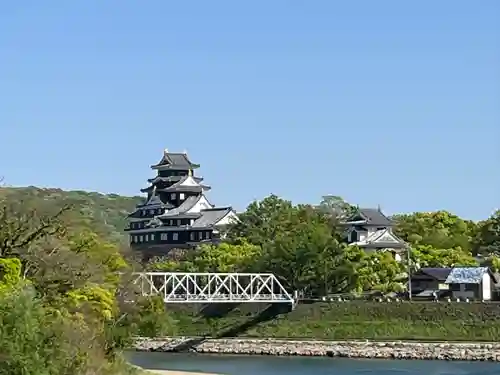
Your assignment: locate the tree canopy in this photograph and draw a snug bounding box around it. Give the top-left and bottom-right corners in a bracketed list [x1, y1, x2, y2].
[149, 194, 498, 297]
[0, 192, 142, 375]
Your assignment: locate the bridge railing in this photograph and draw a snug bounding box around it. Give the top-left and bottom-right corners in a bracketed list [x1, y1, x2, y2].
[131, 272, 295, 305]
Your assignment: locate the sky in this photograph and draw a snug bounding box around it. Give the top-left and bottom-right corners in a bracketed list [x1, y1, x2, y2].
[0, 1, 499, 220]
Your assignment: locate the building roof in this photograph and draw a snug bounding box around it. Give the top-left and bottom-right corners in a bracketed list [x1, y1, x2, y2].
[159, 195, 202, 217]
[191, 207, 233, 228]
[349, 228, 406, 249]
[345, 208, 393, 227]
[127, 190, 174, 218]
[147, 175, 204, 184]
[126, 205, 235, 233]
[143, 192, 163, 206]
[445, 267, 490, 284]
[417, 267, 453, 281]
[151, 149, 200, 170]
[161, 175, 211, 192]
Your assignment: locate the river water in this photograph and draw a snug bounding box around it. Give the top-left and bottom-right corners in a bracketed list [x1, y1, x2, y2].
[127, 352, 500, 375]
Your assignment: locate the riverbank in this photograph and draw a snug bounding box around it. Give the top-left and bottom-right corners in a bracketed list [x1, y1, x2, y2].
[139, 302, 500, 341]
[133, 337, 500, 361]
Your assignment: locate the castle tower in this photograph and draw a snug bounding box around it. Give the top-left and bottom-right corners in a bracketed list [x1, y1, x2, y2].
[126, 149, 237, 255]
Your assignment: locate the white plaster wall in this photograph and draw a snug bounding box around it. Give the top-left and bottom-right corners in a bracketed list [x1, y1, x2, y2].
[357, 230, 368, 242]
[482, 273, 492, 300]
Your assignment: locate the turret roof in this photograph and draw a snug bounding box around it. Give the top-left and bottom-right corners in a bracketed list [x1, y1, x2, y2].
[345, 208, 393, 226]
[191, 207, 234, 228]
[160, 175, 211, 192]
[151, 149, 200, 170]
[147, 175, 204, 184]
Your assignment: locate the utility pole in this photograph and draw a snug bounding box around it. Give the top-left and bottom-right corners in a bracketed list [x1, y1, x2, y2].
[407, 245, 412, 300]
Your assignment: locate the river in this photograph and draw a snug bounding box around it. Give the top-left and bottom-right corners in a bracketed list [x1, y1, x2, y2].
[127, 352, 500, 375]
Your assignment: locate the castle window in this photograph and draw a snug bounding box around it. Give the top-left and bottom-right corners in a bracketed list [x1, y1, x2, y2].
[190, 232, 195, 241]
[145, 234, 149, 242]
[205, 231, 210, 240]
[139, 235, 144, 243]
[150, 234, 155, 241]
[198, 232, 203, 240]
[173, 233, 179, 241]
[161, 233, 168, 241]
[177, 219, 181, 226]
[149, 209, 155, 215]
[171, 193, 176, 200]
[180, 193, 185, 200]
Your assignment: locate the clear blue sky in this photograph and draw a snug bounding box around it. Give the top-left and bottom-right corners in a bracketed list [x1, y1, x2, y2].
[1, 1, 499, 220]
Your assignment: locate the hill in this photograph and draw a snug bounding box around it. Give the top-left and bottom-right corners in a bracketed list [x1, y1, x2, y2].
[0, 186, 143, 244]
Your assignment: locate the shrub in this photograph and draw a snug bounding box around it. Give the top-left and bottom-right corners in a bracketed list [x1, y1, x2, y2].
[0, 285, 108, 375]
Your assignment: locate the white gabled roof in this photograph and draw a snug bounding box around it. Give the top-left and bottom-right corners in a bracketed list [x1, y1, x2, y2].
[351, 228, 403, 246]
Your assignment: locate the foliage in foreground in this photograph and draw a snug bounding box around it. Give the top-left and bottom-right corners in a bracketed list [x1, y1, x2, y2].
[0, 195, 145, 375]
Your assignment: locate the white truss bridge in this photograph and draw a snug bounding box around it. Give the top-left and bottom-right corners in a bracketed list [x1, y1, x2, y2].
[132, 272, 295, 305]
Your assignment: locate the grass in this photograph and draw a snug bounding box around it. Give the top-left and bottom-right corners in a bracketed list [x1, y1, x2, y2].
[139, 302, 500, 342]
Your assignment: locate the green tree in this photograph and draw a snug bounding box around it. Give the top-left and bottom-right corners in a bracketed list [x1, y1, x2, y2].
[316, 195, 357, 221]
[0, 186, 142, 244]
[0, 286, 102, 375]
[228, 194, 295, 246]
[148, 241, 262, 273]
[410, 244, 478, 268]
[473, 210, 500, 256]
[0, 257, 21, 292]
[330, 246, 405, 294]
[0, 192, 138, 374]
[393, 211, 477, 251]
[256, 203, 351, 295]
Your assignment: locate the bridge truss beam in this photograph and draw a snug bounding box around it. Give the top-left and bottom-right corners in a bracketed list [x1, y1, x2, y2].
[132, 272, 294, 305]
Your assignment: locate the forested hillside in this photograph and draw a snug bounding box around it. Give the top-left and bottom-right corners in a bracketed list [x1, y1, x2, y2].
[0, 186, 143, 243]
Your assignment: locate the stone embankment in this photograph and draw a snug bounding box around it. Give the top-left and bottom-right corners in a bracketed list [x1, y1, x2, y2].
[133, 337, 500, 361]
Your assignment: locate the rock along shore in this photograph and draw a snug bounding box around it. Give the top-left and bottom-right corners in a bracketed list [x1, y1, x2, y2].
[133, 337, 500, 362]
